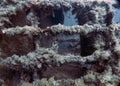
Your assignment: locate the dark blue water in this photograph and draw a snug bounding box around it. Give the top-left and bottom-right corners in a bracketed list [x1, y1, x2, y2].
[114, 0, 120, 23]
[113, 8, 120, 23]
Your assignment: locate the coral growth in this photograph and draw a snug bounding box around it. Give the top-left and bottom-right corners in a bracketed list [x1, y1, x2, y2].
[0, 0, 120, 86]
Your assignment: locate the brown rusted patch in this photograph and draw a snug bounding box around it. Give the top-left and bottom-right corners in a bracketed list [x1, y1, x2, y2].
[0, 34, 35, 57]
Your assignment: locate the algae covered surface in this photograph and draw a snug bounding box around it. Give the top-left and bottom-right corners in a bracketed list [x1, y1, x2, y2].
[0, 0, 120, 86]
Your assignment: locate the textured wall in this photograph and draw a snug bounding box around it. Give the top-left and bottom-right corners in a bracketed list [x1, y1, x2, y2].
[0, 0, 120, 86]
